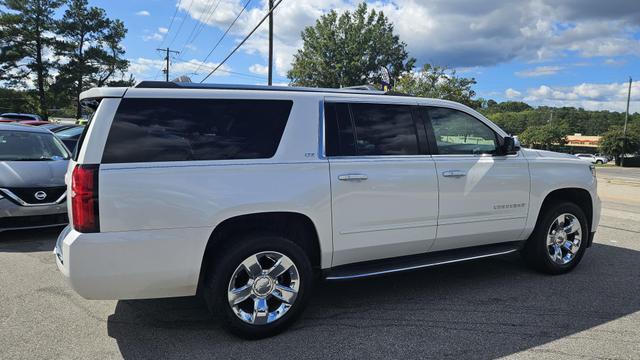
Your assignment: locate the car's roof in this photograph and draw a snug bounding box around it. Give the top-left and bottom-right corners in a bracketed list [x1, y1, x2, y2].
[0, 122, 52, 133]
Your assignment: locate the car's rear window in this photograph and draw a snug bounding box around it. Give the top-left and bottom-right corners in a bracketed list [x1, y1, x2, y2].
[0, 130, 69, 161]
[101, 98, 293, 163]
[0, 114, 37, 121]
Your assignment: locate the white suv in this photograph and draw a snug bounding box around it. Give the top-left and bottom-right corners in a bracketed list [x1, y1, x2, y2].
[575, 153, 608, 164]
[55, 82, 600, 338]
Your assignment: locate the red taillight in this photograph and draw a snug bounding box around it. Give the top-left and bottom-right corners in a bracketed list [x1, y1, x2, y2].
[71, 164, 100, 233]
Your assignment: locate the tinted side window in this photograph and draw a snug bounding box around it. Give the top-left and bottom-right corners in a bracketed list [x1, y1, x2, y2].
[102, 98, 292, 163]
[350, 103, 419, 156]
[324, 102, 356, 156]
[428, 107, 497, 155]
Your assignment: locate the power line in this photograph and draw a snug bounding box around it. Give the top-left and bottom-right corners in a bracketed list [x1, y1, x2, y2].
[158, 0, 183, 48]
[201, 0, 284, 83]
[192, 0, 252, 76]
[154, 0, 185, 79]
[173, 56, 266, 81]
[179, 0, 223, 56]
[167, 0, 195, 49]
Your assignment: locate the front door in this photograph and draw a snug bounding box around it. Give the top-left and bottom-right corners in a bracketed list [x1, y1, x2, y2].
[422, 106, 530, 252]
[325, 101, 439, 266]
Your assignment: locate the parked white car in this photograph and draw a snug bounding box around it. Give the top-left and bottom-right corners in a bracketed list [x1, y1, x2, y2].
[575, 153, 608, 164]
[55, 82, 600, 338]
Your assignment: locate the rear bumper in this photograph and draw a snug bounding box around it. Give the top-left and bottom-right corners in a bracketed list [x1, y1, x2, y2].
[55, 225, 212, 300]
[0, 198, 68, 231]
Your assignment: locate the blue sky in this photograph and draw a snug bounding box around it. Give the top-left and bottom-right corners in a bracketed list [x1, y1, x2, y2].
[80, 1, 640, 111]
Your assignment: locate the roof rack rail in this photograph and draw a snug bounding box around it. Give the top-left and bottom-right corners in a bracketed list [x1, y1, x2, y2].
[342, 84, 379, 91]
[134, 81, 386, 95]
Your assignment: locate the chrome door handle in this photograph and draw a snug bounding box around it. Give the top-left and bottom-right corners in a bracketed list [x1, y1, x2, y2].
[338, 174, 368, 181]
[442, 170, 467, 178]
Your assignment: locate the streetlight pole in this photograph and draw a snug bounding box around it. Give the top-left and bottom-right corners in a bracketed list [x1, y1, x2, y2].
[268, 0, 274, 86]
[622, 77, 632, 167]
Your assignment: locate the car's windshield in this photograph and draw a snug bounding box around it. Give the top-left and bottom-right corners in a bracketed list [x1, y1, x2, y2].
[0, 130, 70, 161]
[56, 126, 84, 138]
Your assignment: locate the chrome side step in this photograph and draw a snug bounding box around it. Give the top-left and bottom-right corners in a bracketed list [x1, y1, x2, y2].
[325, 241, 523, 280]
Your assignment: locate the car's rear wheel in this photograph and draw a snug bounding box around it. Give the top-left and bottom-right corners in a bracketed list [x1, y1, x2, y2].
[203, 234, 312, 339]
[522, 202, 588, 274]
[596, 160, 603, 164]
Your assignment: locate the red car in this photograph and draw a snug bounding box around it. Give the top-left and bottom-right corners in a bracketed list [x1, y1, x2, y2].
[19, 120, 51, 126]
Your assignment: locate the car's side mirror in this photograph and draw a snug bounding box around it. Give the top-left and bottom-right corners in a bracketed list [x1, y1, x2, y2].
[500, 136, 520, 155]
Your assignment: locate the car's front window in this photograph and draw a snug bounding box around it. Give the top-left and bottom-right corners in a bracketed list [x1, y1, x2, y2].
[0, 130, 70, 161]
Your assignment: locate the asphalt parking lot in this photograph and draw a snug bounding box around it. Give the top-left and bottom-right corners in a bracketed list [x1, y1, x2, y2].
[1, 167, 639, 360]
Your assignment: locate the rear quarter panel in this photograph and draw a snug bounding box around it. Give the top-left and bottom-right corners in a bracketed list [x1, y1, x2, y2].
[96, 93, 334, 269]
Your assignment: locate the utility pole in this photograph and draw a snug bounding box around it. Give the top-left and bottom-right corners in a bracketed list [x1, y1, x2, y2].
[157, 48, 180, 82]
[268, 0, 274, 86]
[622, 77, 632, 166]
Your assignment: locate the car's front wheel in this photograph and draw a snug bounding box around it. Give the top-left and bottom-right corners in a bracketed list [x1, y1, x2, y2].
[522, 201, 588, 274]
[596, 160, 603, 164]
[203, 234, 312, 339]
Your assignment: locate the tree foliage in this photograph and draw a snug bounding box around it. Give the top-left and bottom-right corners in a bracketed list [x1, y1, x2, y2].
[518, 123, 569, 149]
[395, 64, 480, 108]
[599, 125, 640, 163]
[55, 0, 128, 118]
[287, 2, 415, 88]
[483, 103, 640, 137]
[0, 0, 65, 117]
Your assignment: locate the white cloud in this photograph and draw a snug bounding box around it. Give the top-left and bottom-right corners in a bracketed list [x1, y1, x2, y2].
[136, 10, 150, 16]
[516, 66, 563, 77]
[142, 33, 163, 42]
[604, 58, 627, 66]
[249, 64, 269, 75]
[177, 0, 640, 76]
[127, 57, 232, 81]
[505, 88, 522, 99]
[158, 27, 169, 34]
[523, 81, 640, 112]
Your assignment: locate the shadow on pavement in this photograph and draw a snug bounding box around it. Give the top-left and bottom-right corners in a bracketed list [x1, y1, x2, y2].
[107, 243, 640, 359]
[0, 227, 63, 253]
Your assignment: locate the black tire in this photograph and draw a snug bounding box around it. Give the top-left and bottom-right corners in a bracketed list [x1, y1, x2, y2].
[522, 201, 589, 274]
[203, 234, 313, 339]
[596, 160, 603, 164]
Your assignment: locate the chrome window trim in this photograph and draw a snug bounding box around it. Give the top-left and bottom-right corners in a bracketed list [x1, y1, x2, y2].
[430, 152, 522, 159]
[0, 188, 67, 207]
[318, 99, 327, 160]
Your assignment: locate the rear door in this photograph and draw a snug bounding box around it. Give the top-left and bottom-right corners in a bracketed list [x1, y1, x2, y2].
[421, 106, 530, 251]
[325, 100, 439, 266]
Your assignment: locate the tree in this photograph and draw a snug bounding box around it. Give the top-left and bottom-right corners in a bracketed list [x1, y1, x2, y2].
[55, 0, 128, 118]
[0, 88, 38, 114]
[0, 0, 65, 118]
[599, 126, 640, 165]
[287, 2, 415, 88]
[395, 64, 480, 108]
[484, 101, 532, 113]
[519, 124, 569, 149]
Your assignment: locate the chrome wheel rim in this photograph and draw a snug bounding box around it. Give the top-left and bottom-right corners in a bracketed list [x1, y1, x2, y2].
[227, 251, 300, 325]
[547, 213, 582, 265]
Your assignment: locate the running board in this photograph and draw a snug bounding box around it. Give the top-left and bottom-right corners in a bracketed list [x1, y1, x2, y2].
[325, 241, 524, 280]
